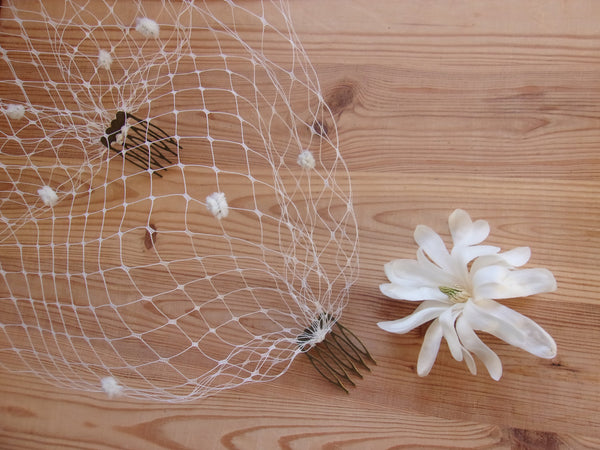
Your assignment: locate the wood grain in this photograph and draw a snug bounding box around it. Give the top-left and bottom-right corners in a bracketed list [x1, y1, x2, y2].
[2, 0, 600, 448]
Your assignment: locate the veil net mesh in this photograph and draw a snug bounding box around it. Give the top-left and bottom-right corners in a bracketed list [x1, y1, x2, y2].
[0, 0, 358, 401]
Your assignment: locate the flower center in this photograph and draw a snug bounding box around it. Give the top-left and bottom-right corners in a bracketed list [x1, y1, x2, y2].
[439, 286, 470, 303]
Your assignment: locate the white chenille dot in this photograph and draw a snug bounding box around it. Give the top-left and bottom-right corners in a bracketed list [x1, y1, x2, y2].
[101, 376, 123, 398]
[135, 17, 160, 38]
[115, 125, 129, 145]
[297, 149, 315, 170]
[5, 104, 25, 120]
[97, 49, 113, 70]
[206, 192, 229, 219]
[37, 185, 58, 207]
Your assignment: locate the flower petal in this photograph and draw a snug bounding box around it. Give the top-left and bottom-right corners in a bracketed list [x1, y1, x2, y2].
[449, 209, 490, 247]
[462, 348, 477, 375]
[377, 301, 448, 333]
[417, 319, 443, 377]
[470, 254, 506, 275]
[416, 249, 455, 286]
[456, 315, 503, 380]
[384, 259, 448, 289]
[469, 248, 529, 275]
[380, 283, 448, 302]
[498, 247, 531, 267]
[473, 266, 557, 300]
[464, 299, 557, 359]
[439, 305, 464, 361]
[453, 244, 500, 267]
[414, 225, 451, 270]
[382, 257, 450, 301]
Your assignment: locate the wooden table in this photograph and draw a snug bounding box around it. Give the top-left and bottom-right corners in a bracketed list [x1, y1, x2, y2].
[1, 0, 599, 448]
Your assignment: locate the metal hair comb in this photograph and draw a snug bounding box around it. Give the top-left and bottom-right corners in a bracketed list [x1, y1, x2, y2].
[100, 111, 180, 177]
[298, 313, 375, 393]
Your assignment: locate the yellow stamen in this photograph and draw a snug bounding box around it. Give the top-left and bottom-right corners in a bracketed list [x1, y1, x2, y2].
[439, 286, 470, 303]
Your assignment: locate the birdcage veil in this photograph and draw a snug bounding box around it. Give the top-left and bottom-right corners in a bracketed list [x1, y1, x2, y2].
[0, 0, 361, 401]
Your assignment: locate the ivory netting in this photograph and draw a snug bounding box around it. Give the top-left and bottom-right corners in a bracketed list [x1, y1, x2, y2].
[0, 0, 358, 401]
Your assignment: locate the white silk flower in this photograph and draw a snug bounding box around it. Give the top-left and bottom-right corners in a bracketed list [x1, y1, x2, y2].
[378, 209, 557, 380]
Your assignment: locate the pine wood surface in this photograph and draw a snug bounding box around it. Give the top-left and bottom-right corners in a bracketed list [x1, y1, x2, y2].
[1, 0, 600, 448]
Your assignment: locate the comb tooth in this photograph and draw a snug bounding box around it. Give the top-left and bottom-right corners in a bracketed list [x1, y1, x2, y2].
[321, 340, 360, 381]
[323, 337, 363, 379]
[333, 322, 377, 368]
[305, 348, 352, 393]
